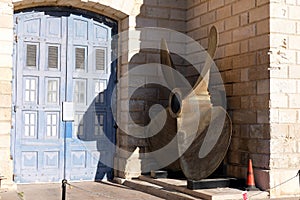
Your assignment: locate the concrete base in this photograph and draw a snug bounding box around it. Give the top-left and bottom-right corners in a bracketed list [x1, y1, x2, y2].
[187, 178, 244, 190]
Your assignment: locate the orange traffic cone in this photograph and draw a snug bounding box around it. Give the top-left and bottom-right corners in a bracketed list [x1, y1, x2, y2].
[246, 159, 259, 191]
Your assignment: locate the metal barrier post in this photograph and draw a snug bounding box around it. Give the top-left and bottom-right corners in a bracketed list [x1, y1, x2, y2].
[62, 179, 67, 200]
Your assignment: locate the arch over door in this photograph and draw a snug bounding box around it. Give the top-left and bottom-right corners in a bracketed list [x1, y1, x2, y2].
[13, 9, 117, 183]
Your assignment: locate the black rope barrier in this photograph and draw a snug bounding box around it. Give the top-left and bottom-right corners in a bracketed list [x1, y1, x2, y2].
[249, 170, 300, 199]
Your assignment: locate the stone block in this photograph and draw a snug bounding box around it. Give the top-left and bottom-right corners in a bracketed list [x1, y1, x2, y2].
[256, 140, 270, 154]
[0, 41, 13, 56]
[187, 17, 200, 32]
[240, 124, 249, 138]
[229, 137, 240, 151]
[257, 79, 270, 94]
[239, 138, 257, 153]
[278, 109, 297, 123]
[232, 24, 255, 42]
[0, 108, 11, 121]
[0, 30, 13, 44]
[269, 64, 288, 79]
[249, 124, 270, 139]
[227, 150, 241, 164]
[257, 19, 269, 35]
[232, 53, 256, 69]
[136, 17, 158, 28]
[223, 69, 241, 83]
[240, 68, 249, 81]
[288, 5, 300, 19]
[170, 9, 185, 20]
[289, 65, 300, 79]
[212, 20, 225, 32]
[144, 0, 158, 6]
[0, 135, 10, 148]
[0, 15, 13, 29]
[254, 169, 270, 191]
[0, 81, 11, 95]
[158, 0, 186, 8]
[224, 84, 233, 96]
[239, 12, 249, 26]
[216, 4, 231, 20]
[194, 2, 208, 16]
[187, 26, 207, 41]
[233, 81, 256, 96]
[232, 110, 256, 124]
[241, 95, 269, 109]
[270, 109, 279, 123]
[257, 0, 269, 6]
[218, 31, 232, 45]
[251, 154, 270, 169]
[249, 34, 269, 51]
[214, 45, 225, 59]
[224, 42, 240, 57]
[0, 57, 12, 68]
[232, 0, 255, 15]
[257, 108, 270, 124]
[208, 0, 224, 11]
[227, 96, 241, 109]
[270, 19, 296, 34]
[200, 11, 216, 26]
[144, 6, 170, 19]
[224, 0, 235, 5]
[270, 78, 297, 94]
[224, 15, 239, 30]
[249, 4, 270, 23]
[248, 66, 269, 80]
[186, 8, 194, 20]
[289, 94, 300, 108]
[257, 49, 270, 65]
[0, 122, 10, 135]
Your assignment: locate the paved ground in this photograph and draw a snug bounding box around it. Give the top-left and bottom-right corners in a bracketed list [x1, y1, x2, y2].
[0, 181, 163, 200]
[1, 180, 300, 200]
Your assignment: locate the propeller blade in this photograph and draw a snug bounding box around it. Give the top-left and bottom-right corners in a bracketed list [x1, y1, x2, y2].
[160, 38, 178, 89]
[178, 107, 232, 180]
[193, 26, 218, 95]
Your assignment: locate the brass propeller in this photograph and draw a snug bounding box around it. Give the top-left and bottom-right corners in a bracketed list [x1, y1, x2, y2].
[148, 26, 232, 180]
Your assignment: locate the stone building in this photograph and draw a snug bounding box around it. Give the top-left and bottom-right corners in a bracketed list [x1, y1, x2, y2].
[0, 0, 299, 198]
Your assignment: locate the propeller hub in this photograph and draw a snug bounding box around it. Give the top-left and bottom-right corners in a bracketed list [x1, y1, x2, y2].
[169, 88, 182, 117]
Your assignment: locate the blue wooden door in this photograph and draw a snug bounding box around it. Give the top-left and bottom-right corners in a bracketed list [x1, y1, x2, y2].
[13, 11, 115, 183]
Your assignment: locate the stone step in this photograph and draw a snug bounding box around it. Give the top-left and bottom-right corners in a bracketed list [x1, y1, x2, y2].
[137, 175, 269, 200]
[115, 177, 201, 200]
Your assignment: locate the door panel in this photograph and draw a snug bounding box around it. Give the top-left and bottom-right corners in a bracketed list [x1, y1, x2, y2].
[66, 14, 114, 181]
[14, 11, 115, 183]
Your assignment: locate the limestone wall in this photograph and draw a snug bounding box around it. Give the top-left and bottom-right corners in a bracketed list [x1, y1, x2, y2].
[115, 0, 188, 178]
[269, 0, 300, 197]
[0, 0, 14, 188]
[186, 0, 271, 192]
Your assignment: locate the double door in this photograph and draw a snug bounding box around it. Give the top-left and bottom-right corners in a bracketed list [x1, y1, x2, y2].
[13, 11, 115, 183]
